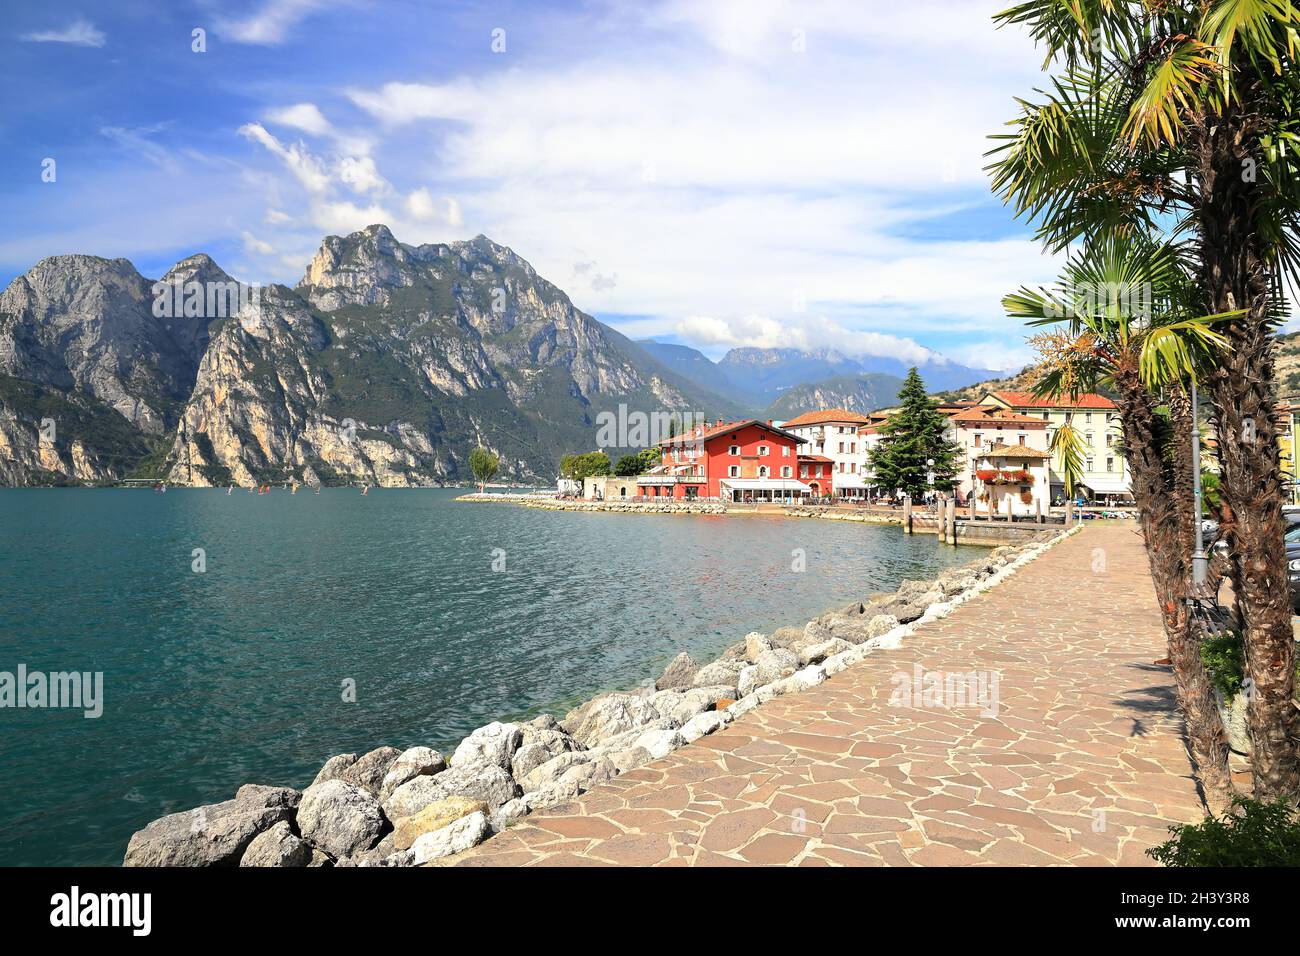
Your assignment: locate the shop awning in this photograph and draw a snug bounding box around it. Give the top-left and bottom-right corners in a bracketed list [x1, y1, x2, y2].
[1080, 477, 1131, 494]
[722, 478, 811, 494]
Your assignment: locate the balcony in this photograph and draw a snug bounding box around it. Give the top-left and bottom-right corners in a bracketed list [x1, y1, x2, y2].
[975, 468, 1034, 485]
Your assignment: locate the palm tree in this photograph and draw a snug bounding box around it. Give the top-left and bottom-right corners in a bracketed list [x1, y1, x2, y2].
[1007, 233, 1236, 807]
[990, 0, 1300, 798]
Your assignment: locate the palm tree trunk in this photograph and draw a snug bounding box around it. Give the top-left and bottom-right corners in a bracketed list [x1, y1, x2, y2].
[1192, 105, 1300, 799]
[1166, 384, 1234, 808]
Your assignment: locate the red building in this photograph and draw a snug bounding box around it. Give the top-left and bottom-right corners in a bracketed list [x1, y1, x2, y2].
[638, 419, 814, 501]
[797, 454, 835, 497]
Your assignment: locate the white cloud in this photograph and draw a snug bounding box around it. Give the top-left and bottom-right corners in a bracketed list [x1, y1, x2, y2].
[337, 155, 387, 194]
[20, 18, 106, 47]
[239, 123, 331, 192]
[264, 102, 333, 136]
[675, 313, 938, 366]
[215, 0, 334, 45]
[229, 0, 1061, 360]
[241, 231, 275, 255]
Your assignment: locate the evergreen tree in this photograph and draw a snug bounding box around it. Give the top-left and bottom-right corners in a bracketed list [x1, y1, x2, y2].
[868, 368, 960, 499]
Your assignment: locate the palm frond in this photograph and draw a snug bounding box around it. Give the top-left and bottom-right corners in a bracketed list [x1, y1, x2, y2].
[1049, 421, 1088, 497]
[1123, 37, 1218, 148]
[1202, 0, 1295, 79]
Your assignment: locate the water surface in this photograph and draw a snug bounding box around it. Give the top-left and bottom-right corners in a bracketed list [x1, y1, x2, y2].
[0, 488, 974, 865]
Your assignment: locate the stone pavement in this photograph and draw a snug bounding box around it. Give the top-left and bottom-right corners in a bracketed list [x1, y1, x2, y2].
[450, 525, 1205, 866]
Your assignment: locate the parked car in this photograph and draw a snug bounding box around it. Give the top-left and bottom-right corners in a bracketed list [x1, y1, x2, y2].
[1288, 523, 1300, 613]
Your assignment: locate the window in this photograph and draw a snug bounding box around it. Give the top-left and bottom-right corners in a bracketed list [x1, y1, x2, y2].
[781, 466, 792, 478]
[849, 427, 857, 434]
[1106, 434, 1114, 448]
[838, 462, 845, 473]
[1085, 412, 1092, 423]
[1086, 457, 1094, 471]
[816, 466, 824, 477]
[758, 465, 769, 477]
[974, 433, 982, 447]
[781, 445, 790, 457]
[1042, 412, 1049, 421]
[851, 462, 857, 473]
[729, 444, 739, 456]
[849, 443, 856, 453]
[1106, 457, 1114, 472]
[728, 465, 739, 477]
[838, 442, 844, 453]
[1018, 435, 1026, 445]
[758, 445, 769, 456]
[800, 465, 809, 478]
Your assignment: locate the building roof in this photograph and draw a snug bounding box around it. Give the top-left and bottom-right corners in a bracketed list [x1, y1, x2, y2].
[986, 390, 1117, 410]
[979, 442, 1053, 460]
[656, 419, 806, 447]
[780, 408, 875, 428]
[948, 406, 1048, 427]
[797, 454, 834, 463]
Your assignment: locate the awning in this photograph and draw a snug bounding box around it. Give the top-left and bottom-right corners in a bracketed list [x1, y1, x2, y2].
[1079, 477, 1131, 494]
[832, 476, 870, 489]
[721, 479, 813, 492]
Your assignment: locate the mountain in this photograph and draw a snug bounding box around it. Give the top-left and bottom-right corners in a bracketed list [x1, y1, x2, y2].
[635, 340, 737, 404]
[0, 226, 743, 486]
[716, 347, 998, 405]
[932, 366, 1037, 404]
[762, 372, 904, 420]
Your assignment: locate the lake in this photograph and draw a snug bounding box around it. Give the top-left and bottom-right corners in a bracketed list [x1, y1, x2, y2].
[0, 488, 975, 865]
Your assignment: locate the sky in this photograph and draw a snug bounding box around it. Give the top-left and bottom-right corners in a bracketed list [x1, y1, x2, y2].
[0, 0, 1067, 372]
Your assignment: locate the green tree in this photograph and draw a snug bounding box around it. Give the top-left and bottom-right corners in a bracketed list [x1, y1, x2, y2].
[468, 446, 499, 493]
[989, 0, 1300, 797]
[560, 451, 611, 483]
[614, 454, 643, 476]
[869, 368, 961, 500]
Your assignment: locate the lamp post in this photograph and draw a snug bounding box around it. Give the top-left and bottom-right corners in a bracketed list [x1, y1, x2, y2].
[1190, 379, 1208, 590]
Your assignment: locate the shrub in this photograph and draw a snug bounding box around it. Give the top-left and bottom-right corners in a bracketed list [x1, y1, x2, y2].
[1147, 797, 1300, 866]
[1200, 632, 1245, 699]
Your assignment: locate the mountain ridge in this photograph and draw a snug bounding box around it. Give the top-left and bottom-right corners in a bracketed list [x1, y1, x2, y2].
[0, 226, 743, 486]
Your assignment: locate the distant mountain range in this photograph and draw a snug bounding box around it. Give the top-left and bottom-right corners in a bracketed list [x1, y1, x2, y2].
[636, 340, 1000, 416]
[0, 226, 747, 486]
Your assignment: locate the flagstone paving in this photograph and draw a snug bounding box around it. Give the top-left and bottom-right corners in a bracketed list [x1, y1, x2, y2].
[449, 525, 1204, 866]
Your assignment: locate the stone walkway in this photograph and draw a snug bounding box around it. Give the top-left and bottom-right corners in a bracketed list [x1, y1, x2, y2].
[450, 525, 1205, 866]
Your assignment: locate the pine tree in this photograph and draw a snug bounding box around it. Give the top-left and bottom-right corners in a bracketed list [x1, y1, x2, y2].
[869, 368, 960, 500]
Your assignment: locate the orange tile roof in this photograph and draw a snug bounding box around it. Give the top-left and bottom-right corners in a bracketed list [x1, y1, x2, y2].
[948, 406, 1047, 427]
[990, 391, 1116, 410]
[979, 442, 1053, 460]
[798, 454, 834, 463]
[780, 408, 874, 427]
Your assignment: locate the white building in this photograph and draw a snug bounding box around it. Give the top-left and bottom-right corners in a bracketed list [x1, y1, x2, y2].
[778, 409, 883, 498]
[941, 404, 1052, 506]
[978, 391, 1131, 503]
[971, 442, 1053, 518]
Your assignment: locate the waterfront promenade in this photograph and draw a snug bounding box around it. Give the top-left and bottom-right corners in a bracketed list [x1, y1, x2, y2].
[450, 525, 1204, 866]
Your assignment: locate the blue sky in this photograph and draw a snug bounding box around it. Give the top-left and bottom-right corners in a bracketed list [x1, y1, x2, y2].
[1, 0, 1064, 371]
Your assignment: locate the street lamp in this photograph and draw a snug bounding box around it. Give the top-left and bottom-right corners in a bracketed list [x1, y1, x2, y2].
[1190, 379, 1208, 589]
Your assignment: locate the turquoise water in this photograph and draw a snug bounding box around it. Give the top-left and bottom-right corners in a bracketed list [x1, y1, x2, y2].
[0, 488, 973, 865]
